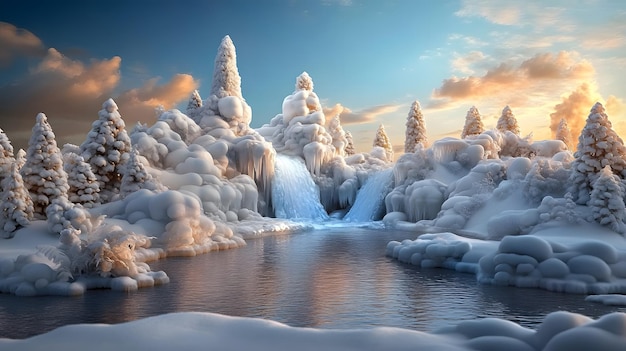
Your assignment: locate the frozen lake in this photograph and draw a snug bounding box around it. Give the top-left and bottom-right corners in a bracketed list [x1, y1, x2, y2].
[0, 226, 624, 339]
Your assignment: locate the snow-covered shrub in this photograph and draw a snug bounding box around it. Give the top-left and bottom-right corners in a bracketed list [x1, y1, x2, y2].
[65, 224, 152, 278]
[158, 109, 202, 144]
[119, 148, 165, 199]
[46, 196, 97, 235]
[523, 158, 571, 205]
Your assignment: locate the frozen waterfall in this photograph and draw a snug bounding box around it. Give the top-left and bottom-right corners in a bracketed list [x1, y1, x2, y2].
[271, 154, 330, 221]
[344, 168, 394, 222]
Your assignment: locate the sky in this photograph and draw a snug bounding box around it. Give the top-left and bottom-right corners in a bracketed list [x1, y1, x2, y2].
[0, 0, 625, 154]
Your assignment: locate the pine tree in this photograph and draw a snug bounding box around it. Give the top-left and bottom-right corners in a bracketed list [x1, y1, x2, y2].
[373, 124, 393, 161]
[79, 99, 131, 203]
[589, 165, 626, 233]
[64, 152, 101, 208]
[496, 106, 520, 135]
[0, 127, 15, 183]
[210, 35, 242, 99]
[569, 102, 626, 204]
[555, 118, 571, 149]
[461, 106, 484, 139]
[344, 131, 356, 156]
[404, 100, 427, 153]
[119, 148, 164, 199]
[21, 113, 69, 218]
[328, 115, 347, 157]
[186, 89, 203, 124]
[15, 149, 26, 170]
[0, 163, 34, 237]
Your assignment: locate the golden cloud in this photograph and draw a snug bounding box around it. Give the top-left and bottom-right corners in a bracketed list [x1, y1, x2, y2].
[323, 103, 402, 125]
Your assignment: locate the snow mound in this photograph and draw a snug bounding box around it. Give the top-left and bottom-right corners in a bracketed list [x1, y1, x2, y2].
[2, 311, 625, 351]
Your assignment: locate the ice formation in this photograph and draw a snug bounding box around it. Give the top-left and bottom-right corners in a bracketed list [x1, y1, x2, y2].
[258, 72, 336, 177]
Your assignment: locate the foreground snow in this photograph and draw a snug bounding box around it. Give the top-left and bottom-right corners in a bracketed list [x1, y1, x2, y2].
[1, 311, 625, 351]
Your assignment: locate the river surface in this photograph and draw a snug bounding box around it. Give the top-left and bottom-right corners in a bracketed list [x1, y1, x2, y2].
[0, 225, 624, 339]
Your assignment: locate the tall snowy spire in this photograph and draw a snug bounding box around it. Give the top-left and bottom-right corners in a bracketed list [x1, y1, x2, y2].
[210, 35, 242, 99]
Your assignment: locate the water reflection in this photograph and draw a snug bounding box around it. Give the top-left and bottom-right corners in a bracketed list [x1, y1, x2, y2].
[0, 227, 624, 339]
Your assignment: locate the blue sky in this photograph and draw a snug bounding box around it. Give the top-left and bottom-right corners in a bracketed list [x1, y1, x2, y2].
[1, 0, 625, 152]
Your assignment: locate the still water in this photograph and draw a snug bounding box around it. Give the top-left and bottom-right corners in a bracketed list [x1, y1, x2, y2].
[0, 226, 624, 339]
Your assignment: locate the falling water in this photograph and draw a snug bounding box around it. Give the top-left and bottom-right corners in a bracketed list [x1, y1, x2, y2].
[271, 154, 329, 221]
[344, 168, 394, 222]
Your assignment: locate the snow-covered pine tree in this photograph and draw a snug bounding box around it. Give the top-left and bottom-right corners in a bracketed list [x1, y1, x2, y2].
[568, 102, 626, 204]
[0, 163, 34, 237]
[64, 152, 100, 208]
[496, 106, 520, 135]
[211, 35, 243, 99]
[0, 127, 15, 183]
[344, 131, 356, 156]
[186, 89, 203, 124]
[589, 165, 626, 234]
[555, 118, 571, 149]
[119, 148, 164, 198]
[373, 124, 393, 161]
[404, 100, 427, 153]
[296, 71, 314, 92]
[328, 115, 347, 157]
[79, 98, 131, 203]
[20, 113, 69, 218]
[461, 106, 484, 139]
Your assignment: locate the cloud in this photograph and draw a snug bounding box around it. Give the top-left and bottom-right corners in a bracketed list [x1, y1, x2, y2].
[116, 74, 199, 127]
[0, 46, 198, 150]
[549, 83, 626, 146]
[455, 0, 521, 25]
[0, 22, 46, 66]
[323, 103, 402, 125]
[431, 51, 594, 104]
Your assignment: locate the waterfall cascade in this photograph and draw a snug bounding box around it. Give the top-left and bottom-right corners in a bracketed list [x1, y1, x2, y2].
[271, 154, 330, 221]
[344, 168, 394, 222]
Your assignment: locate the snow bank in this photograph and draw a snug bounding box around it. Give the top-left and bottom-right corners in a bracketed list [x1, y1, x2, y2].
[2, 311, 625, 351]
[388, 230, 626, 295]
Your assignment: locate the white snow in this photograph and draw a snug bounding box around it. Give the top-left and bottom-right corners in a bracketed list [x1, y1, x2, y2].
[2, 311, 625, 351]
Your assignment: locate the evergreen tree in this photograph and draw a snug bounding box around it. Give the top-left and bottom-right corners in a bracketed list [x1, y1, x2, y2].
[21, 113, 69, 218]
[568, 102, 626, 204]
[555, 118, 571, 149]
[64, 152, 101, 208]
[461, 106, 484, 139]
[0, 163, 34, 237]
[119, 148, 164, 199]
[344, 131, 356, 156]
[210, 35, 242, 99]
[496, 106, 520, 135]
[373, 124, 394, 161]
[328, 115, 347, 157]
[589, 165, 626, 233]
[0, 127, 14, 183]
[404, 100, 427, 153]
[296, 71, 314, 92]
[79, 99, 131, 203]
[186, 89, 203, 124]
